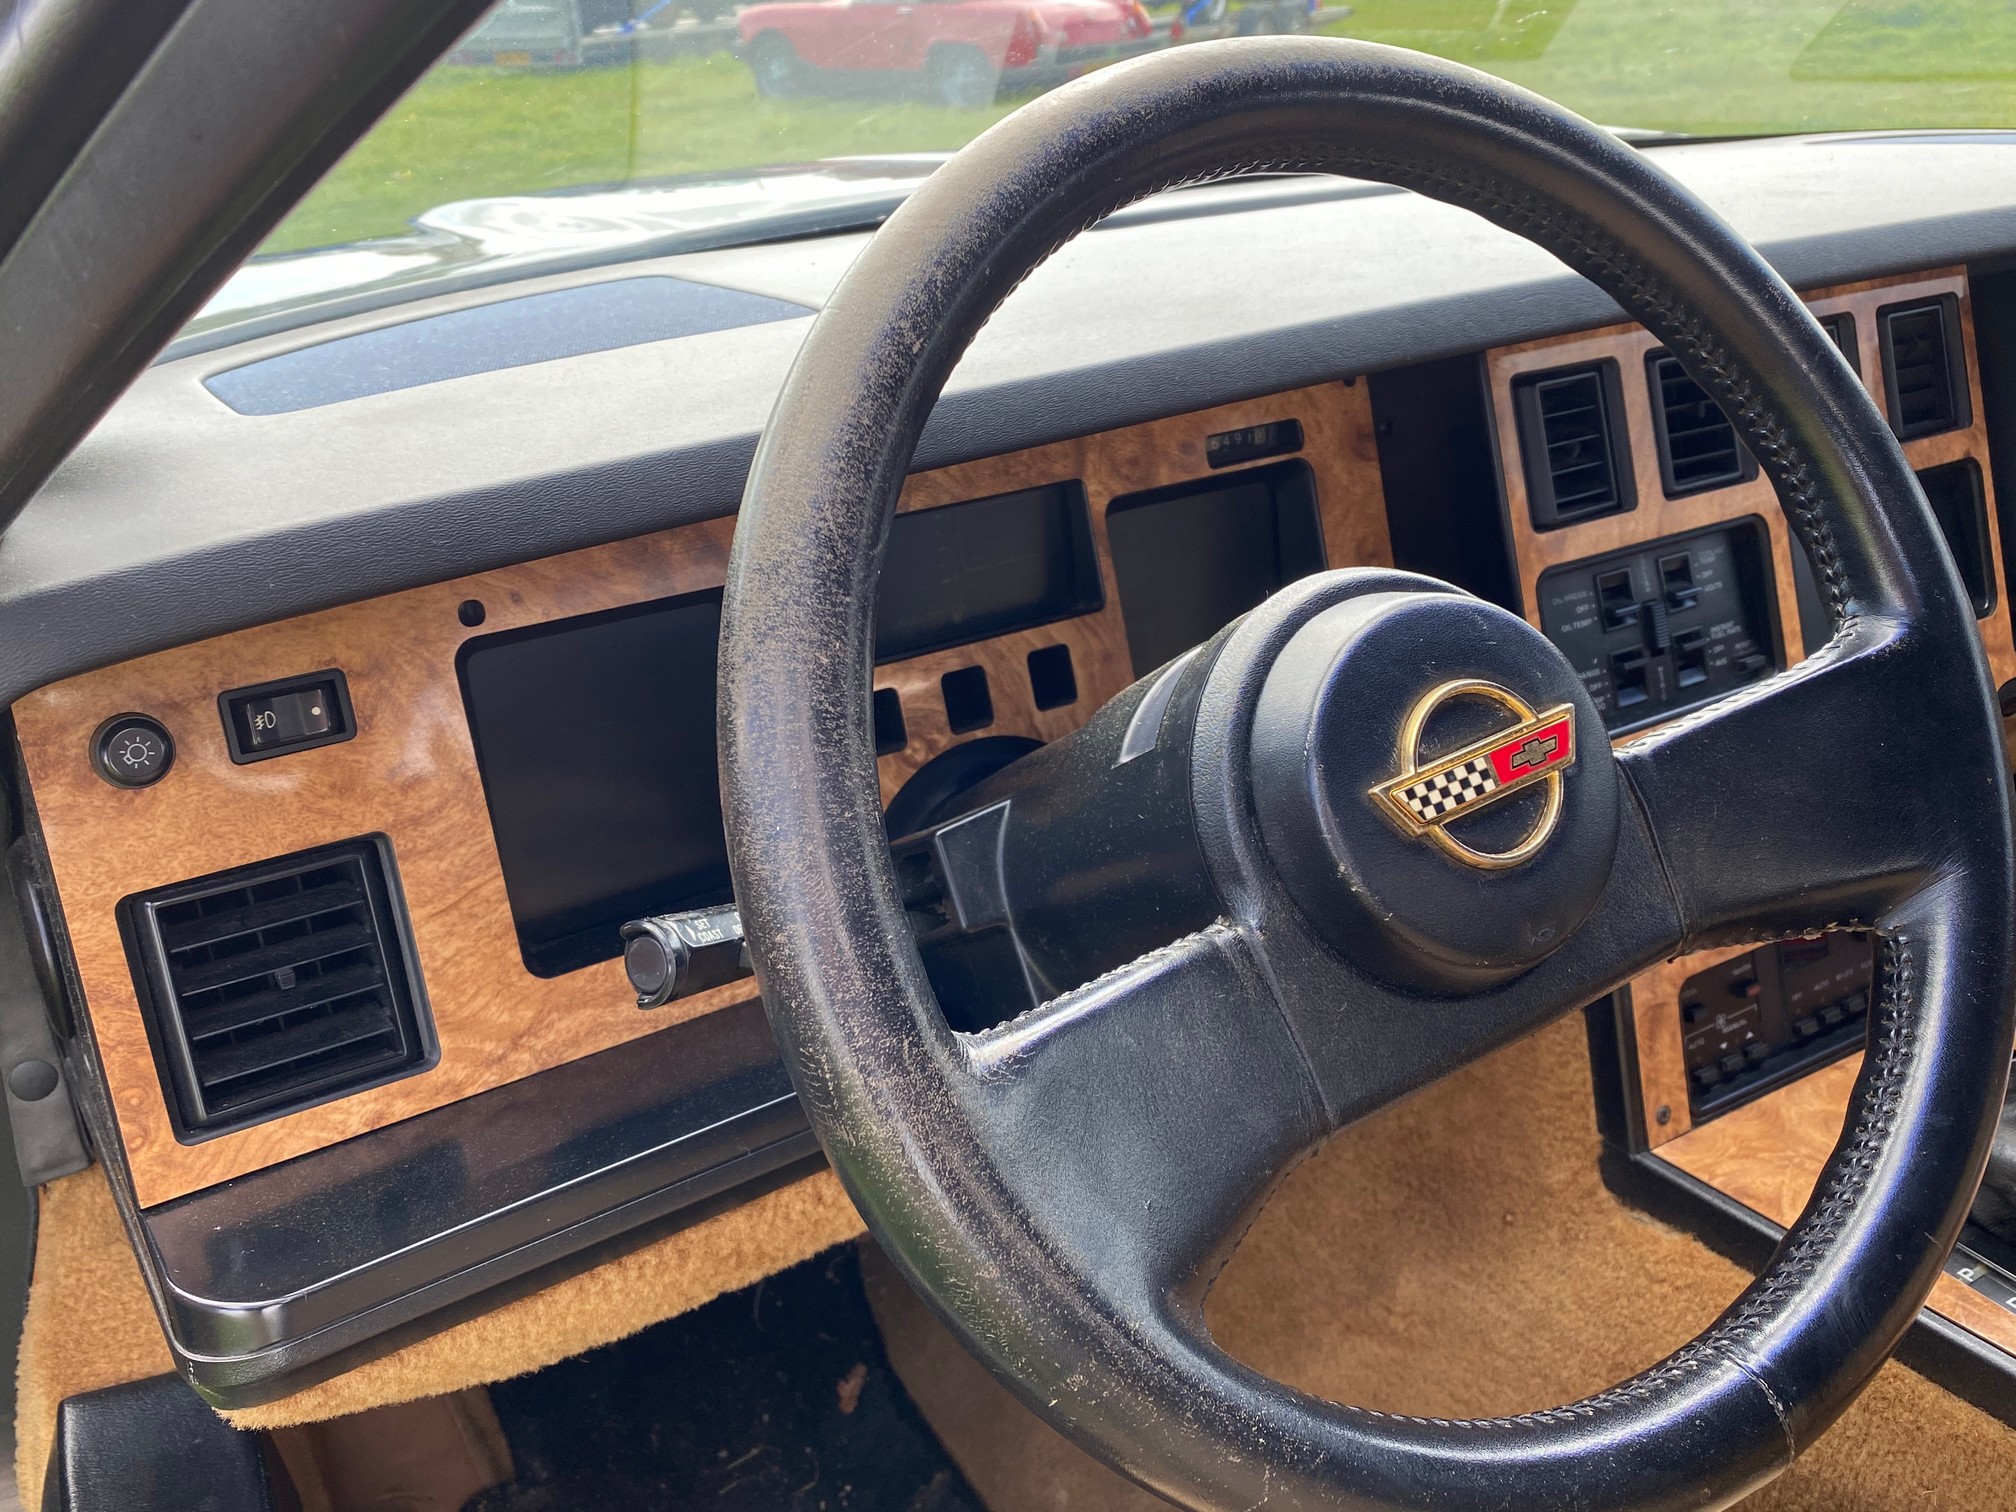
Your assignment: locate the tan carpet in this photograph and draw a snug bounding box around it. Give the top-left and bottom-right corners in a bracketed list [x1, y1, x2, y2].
[869, 1012, 2016, 1510]
[12, 1164, 866, 1510]
[20, 1010, 2016, 1509]
[12, 1168, 175, 1512]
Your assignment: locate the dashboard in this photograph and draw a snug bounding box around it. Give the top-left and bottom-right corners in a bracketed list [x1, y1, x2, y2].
[11, 134, 2016, 1420]
[13, 376, 1387, 1210]
[11, 375, 1398, 1411]
[1486, 266, 2016, 1398]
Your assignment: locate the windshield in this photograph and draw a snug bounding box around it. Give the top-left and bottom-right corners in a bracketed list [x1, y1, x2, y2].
[194, 0, 2016, 344]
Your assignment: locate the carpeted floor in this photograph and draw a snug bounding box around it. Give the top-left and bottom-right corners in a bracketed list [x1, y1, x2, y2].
[24, 1007, 2016, 1510]
[867, 1011, 2016, 1511]
[466, 1244, 981, 1512]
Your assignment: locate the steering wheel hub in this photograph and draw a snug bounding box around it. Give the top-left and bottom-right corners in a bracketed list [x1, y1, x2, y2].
[1246, 588, 1619, 991]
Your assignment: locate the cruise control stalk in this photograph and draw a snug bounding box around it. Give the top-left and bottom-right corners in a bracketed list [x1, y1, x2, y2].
[620, 904, 748, 1008]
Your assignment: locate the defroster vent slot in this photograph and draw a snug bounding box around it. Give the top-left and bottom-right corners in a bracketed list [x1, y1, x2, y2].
[122, 836, 433, 1140]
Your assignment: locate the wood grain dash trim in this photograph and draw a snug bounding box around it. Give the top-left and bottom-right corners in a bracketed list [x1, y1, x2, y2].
[16, 379, 1387, 1207]
[1627, 944, 1755, 1151]
[1495, 270, 2012, 1148]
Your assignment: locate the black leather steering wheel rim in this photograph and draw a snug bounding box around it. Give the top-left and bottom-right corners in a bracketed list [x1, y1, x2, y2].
[719, 38, 2016, 1512]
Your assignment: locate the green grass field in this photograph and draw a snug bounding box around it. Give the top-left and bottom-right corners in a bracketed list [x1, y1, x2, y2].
[265, 0, 2016, 256]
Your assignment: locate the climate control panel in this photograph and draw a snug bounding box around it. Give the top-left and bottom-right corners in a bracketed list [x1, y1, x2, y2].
[1535, 520, 1782, 733]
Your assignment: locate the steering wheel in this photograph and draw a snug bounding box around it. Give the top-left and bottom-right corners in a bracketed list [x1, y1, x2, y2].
[718, 38, 2016, 1511]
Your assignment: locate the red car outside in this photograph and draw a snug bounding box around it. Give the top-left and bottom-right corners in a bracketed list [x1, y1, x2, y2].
[738, 0, 1156, 108]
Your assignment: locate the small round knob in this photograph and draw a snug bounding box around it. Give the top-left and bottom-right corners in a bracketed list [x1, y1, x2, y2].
[92, 715, 174, 789]
[624, 930, 681, 1008]
[620, 905, 746, 1008]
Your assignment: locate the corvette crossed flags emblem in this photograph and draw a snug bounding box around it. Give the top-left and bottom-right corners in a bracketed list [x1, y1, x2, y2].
[1370, 679, 1577, 870]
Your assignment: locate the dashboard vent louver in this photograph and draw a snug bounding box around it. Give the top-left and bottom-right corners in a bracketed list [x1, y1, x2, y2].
[1514, 362, 1633, 529]
[1647, 352, 1752, 497]
[1819, 311, 1859, 376]
[123, 838, 432, 1138]
[1880, 297, 1968, 440]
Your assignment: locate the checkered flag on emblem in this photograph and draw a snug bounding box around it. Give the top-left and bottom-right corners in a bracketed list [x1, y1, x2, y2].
[1395, 754, 1499, 822]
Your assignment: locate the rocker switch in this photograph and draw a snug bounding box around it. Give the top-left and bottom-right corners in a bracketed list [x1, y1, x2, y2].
[220, 670, 355, 763]
[240, 687, 334, 750]
[1659, 552, 1700, 611]
[1596, 568, 1639, 631]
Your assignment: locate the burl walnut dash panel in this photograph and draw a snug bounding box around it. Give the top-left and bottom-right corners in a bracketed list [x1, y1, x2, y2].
[873, 380, 1389, 802]
[1488, 269, 2015, 1153]
[1493, 268, 2016, 700]
[1657, 1056, 2016, 1359]
[15, 379, 1387, 1207]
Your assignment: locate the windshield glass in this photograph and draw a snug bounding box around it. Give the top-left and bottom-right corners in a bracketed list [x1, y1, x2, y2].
[195, 0, 2016, 344]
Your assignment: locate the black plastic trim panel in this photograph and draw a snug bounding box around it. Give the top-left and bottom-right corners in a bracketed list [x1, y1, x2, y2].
[133, 996, 814, 1408]
[1370, 355, 1520, 614]
[46, 1374, 280, 1512]
[1967, 266, 2016, 625]
[0, 801, 89, 1184]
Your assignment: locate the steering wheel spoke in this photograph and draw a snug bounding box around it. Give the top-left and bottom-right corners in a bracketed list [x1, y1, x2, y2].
[1621, 627, 1990, 947]
[957, 922, 1326, 1295]
[1245, 791, 1684, 1132]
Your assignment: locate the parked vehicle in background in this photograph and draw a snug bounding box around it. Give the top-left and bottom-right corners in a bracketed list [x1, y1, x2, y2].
[626, 0, 731, 26]
[738, 0, 1156, 108]
[451, 0, 611, 67]
[1171, 0, 1310, 40]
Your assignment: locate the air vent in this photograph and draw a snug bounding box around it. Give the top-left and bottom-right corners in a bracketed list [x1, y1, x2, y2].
[1514, 362, 1633, 529]
[123, 838, 432, 1139]
[1918, 459, 1996, 619]
[1880, 297, 1969, 440]
[1646, 352, 1753, 497]
[1819, 311, 1859, 376]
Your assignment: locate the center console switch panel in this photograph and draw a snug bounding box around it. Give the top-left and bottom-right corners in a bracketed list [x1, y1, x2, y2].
[1677, 931, 1874, 1119]
[1535, 519, 1781, 734]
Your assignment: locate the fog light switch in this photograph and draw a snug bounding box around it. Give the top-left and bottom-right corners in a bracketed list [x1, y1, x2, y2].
[247, 689, 331, 748]
[221, 670, 355, 763]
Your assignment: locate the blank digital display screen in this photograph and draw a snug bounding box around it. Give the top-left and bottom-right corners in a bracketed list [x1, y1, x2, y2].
[459, 590, 731, 978]
[876, 483, 1103, 662]
[1106, 459, 1327, 677]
